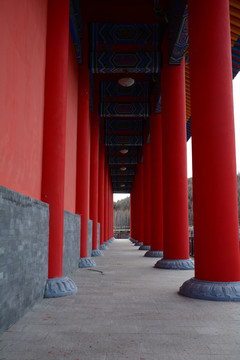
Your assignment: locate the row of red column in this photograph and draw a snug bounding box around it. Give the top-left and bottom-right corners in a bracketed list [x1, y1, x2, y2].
[42, 0, 114, 298]
[130, 0, 240, 301]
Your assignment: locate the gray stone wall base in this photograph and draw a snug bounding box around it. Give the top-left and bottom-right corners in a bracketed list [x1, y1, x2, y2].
[154, 258, 194, 270]
[44, 277, 77, 298]
[91, 249, 104, 257]
[63, 211, 81, 276]
[100, 244, 108, 250]
[0, 186, 49, 334]
[87, 220, 93, 258]
[139, 245, 151, 251]
[134, 242, 143, 246]
[179, 277, 240, 301]
[145, 250, 163, 258]
[79, 257, 96, 268]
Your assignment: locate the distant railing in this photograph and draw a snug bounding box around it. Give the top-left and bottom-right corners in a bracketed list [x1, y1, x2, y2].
[114, 227, 130, 239]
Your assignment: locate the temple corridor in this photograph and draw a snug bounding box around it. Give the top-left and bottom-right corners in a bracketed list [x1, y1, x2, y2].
[1, 239, 240, 360]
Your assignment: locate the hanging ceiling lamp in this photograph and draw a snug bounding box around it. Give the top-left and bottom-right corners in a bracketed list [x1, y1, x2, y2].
[118, 77, 135, 87]
[119, 148, 128, 154]
[120, 167, 127, 171]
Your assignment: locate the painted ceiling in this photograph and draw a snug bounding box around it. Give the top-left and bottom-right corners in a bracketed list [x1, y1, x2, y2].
[70, 0, 240, 193]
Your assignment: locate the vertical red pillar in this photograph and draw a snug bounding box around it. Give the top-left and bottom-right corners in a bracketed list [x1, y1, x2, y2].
[145, 112, 164, 258]
[108, 175, 114, 243]
[155, 51, 194, 270]
[135, 162, 144, 246]
[42, 0, 77, 297]
[98, 118, 105, 248]
[180, 0, 240, 301]
[139, 142, 151, 251]
[76, 21, 96, 268]
[130, 192, 133, 239]
[90, 80, 103, 257]
[133, 166, 140, 243]
[104, 159, 109, 244]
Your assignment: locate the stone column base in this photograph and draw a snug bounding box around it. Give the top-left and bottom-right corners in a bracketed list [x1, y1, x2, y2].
[144, 250, 163, 258]
[44, 277, 77, 298]
[100, 244, 108, 250]
[134, 242, 143, 246]
[179, 277, 240, 301]
[154, 258, 194, 270]
[139, 245, 151, 250]
[91, 249, 104, 257]
[107, 237, 115, 244]
[79, 257, 96, 268]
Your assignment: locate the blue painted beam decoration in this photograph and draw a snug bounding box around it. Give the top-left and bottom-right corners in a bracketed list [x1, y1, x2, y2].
[232, 36, 240, 79]
[108, 146, 138, 156]
[90, 23, 159, 50]
[100, 103, 150, 117]
[108, 156, 138, 165]
[106, 119, 142, 132]
[110, 168, 136, 176]
[101, 82, 149, 100]
[69, 0, 82, 64]
[105, 135, 143, 146]
[186, 118, 191, 141]
[168, 0, 188, 65]
[111, 176, 135, 183]
[90, 52, 161, 74]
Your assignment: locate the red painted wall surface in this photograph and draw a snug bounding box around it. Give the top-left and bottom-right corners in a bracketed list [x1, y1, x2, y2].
[64, 38, 78, 213]
[0, 0, 48, 200]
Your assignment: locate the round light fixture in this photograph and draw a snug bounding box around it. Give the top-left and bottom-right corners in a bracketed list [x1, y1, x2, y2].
[118, 77, 135, 87]
[119, 148, 128, 154]
[120, 184, 125, 188]
[120, 167, 127, 171]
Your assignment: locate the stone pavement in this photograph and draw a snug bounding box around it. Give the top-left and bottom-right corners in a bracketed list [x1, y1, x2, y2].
[1, 239, 240, 360]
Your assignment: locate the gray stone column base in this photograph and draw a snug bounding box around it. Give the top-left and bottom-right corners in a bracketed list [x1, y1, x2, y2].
[139, 245, 151, 250]
[100, 244, 108, 250]
[79, 257, 96, 268]
[134, 242, 143, 246]
[179, 277, 240, 302]
[144, 250, 163, 258]
[154, 258, 194, 270]
[130, 238, 138, 243]
[91, 249, 104, 257]
[44, 277, 77, 298]
[107, 237, 115, 244]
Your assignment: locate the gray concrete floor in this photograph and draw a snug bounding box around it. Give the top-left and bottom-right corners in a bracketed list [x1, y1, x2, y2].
[1, 239, 240, 360]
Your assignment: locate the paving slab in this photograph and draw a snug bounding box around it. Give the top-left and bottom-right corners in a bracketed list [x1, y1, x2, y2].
[1, 239, 240, 360]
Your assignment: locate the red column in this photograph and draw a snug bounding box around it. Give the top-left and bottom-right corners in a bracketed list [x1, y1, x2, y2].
[108, 177, 114, 242]
[180, 0, 240, 301]
[135, 162, 144, 246]
[145, 112, 163, 258]
[76, 22, 96, 267]
[98, 119, 105, 247]
[42, 0, 77, 297]
[139, 142, 151, 250]
[130, 178, 138, 243]
[90, 80, 101, 254]
[155, 51, 193, 269]
[104, 159, 109, 244]
[134, 166, 140, 243]
[130, 191, 133, 239]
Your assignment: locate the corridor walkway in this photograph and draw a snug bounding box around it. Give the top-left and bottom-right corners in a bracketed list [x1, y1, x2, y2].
[1, 239, 240, 360]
